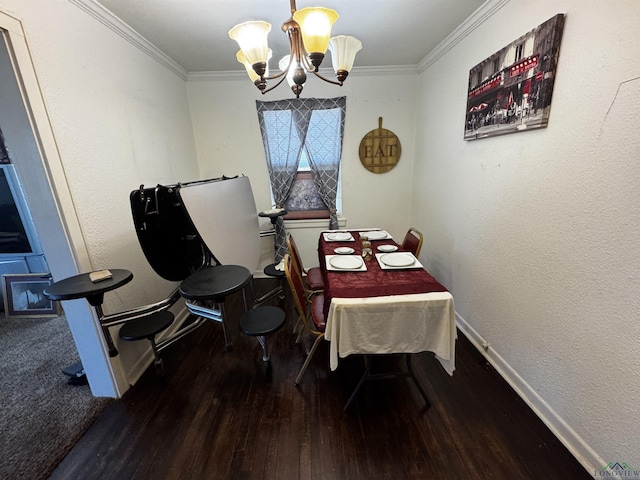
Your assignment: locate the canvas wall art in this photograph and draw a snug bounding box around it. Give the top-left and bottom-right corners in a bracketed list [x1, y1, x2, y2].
[464, 14, 565, 140]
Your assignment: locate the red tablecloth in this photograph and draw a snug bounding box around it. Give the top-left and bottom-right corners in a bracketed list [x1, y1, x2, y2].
[318, 231, 448, 317]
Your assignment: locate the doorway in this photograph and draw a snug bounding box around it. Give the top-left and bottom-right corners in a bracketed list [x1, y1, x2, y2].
[0, 12, 118, 397]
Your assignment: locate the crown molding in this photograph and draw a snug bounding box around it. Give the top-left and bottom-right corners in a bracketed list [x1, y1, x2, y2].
[69, 0, 507, 81]
[418, 0, 511, 72]
[186, 64, 418, 82]
[69, 0, 187, 80]
[186, 70, 246, 82]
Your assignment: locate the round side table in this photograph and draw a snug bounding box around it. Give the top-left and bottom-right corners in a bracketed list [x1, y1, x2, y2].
[43, 269, 133, 383]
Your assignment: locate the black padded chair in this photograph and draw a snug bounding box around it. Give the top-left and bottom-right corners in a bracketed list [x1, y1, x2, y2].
[118, 310, 174, 377]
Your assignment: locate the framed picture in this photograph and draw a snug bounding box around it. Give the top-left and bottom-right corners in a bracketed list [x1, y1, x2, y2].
[0, 126, 10, 163]
[2, 273, 60, 319]
[464, 13, 565, 140]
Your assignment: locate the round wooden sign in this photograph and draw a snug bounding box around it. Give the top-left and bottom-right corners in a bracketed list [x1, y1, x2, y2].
[358, 117, 401, 173]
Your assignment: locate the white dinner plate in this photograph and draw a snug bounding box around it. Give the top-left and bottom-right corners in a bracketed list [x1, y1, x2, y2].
[329, 255, 363, 270]
[380, 252, 415, 267]
[326, 232, 352, 241]
[361, 230, 388, 240]
[334, 247, 355, 254]
[377, 244, 398, 252]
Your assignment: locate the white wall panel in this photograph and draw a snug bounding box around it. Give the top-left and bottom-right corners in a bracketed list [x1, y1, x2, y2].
[414, 0, 640, 471]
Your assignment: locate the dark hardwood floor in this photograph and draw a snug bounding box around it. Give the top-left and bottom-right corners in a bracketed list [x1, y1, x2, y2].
[50, 279, 591, 479]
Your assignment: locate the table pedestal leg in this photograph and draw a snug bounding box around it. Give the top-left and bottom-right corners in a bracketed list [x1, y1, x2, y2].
[94, 304, 119, 357]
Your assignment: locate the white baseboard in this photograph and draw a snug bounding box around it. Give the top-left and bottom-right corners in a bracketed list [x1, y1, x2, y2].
[455, 312, 603, 477]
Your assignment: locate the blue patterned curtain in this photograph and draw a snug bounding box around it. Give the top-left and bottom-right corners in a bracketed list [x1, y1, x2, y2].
[303, 97, 346, 230]
[256, 97, 346, 260]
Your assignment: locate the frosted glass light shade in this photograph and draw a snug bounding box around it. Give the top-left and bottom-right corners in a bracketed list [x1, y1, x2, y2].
[228, 21, 272, 66]
[293, 7, 338, 54]
[278, 55, 291, 72]
[328, 35, 362, 72]
[237, 49, 271, 81]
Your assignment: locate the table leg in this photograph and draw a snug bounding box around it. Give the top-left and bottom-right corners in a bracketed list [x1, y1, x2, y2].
[343, 356, 373, 411]
[95, 304, 119, 357]
[405, 354, 431, 409]
[219, 301, 232, 351]
[343, 354, 431, 411]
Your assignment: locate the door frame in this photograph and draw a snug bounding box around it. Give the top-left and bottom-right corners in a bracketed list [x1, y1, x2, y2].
[0, 10, 119, 397]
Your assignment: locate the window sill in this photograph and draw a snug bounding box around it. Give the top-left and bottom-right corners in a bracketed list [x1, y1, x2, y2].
[284, 210, 329, 220]
[283, 216, 347, 230]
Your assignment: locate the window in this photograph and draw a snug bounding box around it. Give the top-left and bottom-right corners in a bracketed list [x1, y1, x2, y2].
[284, 172, 329, 219]
[257, 97, 345, 224]
[256, 97, 346, 261]
[283, 109, 342, 220]
[515, 43, 524, 62]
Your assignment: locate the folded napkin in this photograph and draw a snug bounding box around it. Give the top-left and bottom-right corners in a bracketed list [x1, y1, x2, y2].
[262, 208, 285, 215]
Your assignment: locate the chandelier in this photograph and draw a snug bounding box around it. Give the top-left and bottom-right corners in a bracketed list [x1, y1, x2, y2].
[229, 0, 362, 98]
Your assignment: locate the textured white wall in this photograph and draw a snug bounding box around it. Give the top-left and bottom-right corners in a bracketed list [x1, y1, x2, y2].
[4, 1, 636, 467]
[186, 71, 418, 267]
[414, 0, 640, 470]
[0, 0, 200, 395]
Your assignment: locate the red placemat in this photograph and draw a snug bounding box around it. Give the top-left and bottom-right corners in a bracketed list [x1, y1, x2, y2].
[318, 231, 447, 317]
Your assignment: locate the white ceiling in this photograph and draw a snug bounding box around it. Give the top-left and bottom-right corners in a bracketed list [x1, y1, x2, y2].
[93, 0, 486, 73]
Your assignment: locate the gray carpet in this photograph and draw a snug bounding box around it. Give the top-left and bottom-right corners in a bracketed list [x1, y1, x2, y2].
[0, 314, 111, 479]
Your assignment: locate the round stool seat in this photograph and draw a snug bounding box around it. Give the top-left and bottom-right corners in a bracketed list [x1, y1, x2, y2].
[263, 262, 285, 278]
[119, 310, 174, 341]
[179, 265, 252, 301]
[239, 306, 285, 337]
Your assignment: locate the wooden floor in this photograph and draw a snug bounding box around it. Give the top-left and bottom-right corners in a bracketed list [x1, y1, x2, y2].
[51, 279, 591, 480]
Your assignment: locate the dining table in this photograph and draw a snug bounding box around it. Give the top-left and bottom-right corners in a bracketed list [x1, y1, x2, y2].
[318, 228, 456, 409]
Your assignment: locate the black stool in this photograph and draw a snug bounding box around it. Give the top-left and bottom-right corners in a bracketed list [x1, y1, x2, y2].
[238, 306, 285, 363]
[119, 310, 174, 377]
[261, 262, 285, 303]
[179, 265, 252, 350]
[263, 262, 284, 279]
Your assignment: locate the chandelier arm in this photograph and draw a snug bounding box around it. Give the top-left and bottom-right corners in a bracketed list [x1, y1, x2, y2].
[291, 28, 305, 63]
[311, 69, 343, 86]
[263, 69, 287, 82]
[261, 72, 291, 94]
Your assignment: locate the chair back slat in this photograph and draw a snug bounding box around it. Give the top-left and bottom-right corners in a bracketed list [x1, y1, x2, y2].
[284, 254, 308, 318]
[286, 234, 304, 274]
[401, 227, 423, 257]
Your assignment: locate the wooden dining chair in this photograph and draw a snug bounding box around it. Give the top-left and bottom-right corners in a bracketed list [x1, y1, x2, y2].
[286, 233, 324, 295]
[283, 253, 327, 385]
[401, 227, 424, 257]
